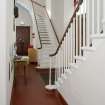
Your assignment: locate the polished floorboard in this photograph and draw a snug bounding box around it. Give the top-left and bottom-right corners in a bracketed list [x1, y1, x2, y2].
[11, 64, 62, 105]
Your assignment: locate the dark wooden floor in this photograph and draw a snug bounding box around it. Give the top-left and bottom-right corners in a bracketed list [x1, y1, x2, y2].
[11, 64, 62, 105]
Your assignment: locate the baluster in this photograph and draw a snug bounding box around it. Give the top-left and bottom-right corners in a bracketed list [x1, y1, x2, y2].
[103, 0, 105, 32]
[71, 23, 73, 63]
[58, 51, 61, 79]
[79, 12, 82, 55]
[76, 14, 79, 56]
[61, 42, 64, 75]
[57, 54, 59, 81]
[92, 0, 95, 34]
[64, 37, 66, 72]
[97, 0, 100, 33]
[49, 57, 52, 85]
[63, 41, 65, 74]
[65, 36, 67, 69]
[65, 33, 68, 70]
[68, 28, 71, 64]
[45, 57, 55, 90]
[86, 0, 90, 46]
[67, 31, 69, 67]
[72, 18, 76, 61]
[55, 56, 57, 84]
[59, 48, 62, 78]
[83, 0, 86, 47]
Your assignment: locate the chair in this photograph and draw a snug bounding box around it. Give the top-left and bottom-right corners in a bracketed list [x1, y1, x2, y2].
[28, 48, 37, 63]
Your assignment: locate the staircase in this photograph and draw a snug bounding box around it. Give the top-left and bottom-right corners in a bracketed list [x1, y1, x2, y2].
[31, 1, 59, 68]
[36, 14, 51, 68]
[45, 0, 105, 105]
[36, 15, 51, 45]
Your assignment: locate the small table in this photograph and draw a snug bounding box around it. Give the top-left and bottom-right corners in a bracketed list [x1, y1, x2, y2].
[14, 56, 29, 85]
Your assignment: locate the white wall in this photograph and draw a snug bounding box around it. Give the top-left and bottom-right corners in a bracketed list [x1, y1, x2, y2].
[57, 38, 105, 105]
[51, 0, 64, 40]
[64, 0, 74, 28]
[46, 0, 51, 18]
[16, 5, 32, 26]
[16, 4, 33, 45]
[0, 0, 8, 104]
[33, 0, 46, 6]
[16, 0, 42, 48]
[7, 0, 16, 104]
[46, 0, 74, 41]
[0, 0, 15, 105]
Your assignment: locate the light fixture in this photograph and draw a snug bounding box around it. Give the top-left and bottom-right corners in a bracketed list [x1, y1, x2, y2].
[20, 21, 25, 25]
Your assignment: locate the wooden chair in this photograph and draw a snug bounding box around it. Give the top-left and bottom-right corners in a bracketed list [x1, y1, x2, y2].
[28, 48, 37, 64]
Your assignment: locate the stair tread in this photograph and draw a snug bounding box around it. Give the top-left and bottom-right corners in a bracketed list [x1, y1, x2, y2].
[74, 56, 86, 61]
[39, 31, 48, 33]
[41, 40, 50, 41]
[91, 34, 105, 39]
[69, 63, 78, 69]
[42, 43, 51, 44]
[81, 46, 95, 51]
[40, 37, 49, 39]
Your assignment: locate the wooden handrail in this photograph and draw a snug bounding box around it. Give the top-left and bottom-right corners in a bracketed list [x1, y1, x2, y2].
[31, 0, 42, 49]
[44, 8, 60, 44]
[49, 4, 80, 57]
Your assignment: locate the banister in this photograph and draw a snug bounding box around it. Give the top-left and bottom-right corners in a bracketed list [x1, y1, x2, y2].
[31, 0, 42, 49]
[49, 4, 80, 57]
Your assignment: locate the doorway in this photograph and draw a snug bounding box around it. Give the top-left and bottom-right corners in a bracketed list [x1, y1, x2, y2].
[16, 26, 30, 56]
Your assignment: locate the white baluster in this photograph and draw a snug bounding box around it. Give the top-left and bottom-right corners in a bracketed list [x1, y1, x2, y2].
[103, 0, 105, 31]
[55, 56, 57, 83]
[92, 0, 95, 34]
[62, 41, 65, 73]
[49, 57, 52, 85]
[65, 33, 68, 70]
[68, 28, 71, 64]
[97, 0, 100, 33]
[76, 14, 79, 55]
[79, 13, 82, 55]
[59, 48, 62, 78]
[67, 32, 69, 67]
[83, 0, 86, 47]
[71, 23, 73, 63]
[86, 0, 90, 46]
[64, 37, 66, 71]
[57, 54, 59, 81]
[61, 43, 64, 75]
[58, 50, 63, 84]
[73, 17, 76, 59]
[45, 57, 56, 90]
[58, 51, 60, 78]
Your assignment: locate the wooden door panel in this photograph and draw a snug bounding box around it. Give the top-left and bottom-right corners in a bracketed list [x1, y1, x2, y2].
[16, 26, 30, 56]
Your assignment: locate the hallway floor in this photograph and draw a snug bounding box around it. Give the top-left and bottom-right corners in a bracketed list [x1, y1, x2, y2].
[11, 64, 62, 105]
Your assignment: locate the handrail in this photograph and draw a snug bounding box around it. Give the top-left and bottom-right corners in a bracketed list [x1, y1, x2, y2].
[49, 4, 80, 57]
[32, 0, 45, 8]
[44, 8, 60, 44]
[31, 0, 42, 49]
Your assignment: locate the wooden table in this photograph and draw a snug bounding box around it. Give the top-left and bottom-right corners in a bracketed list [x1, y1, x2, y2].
[14, 56, 29, 85]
